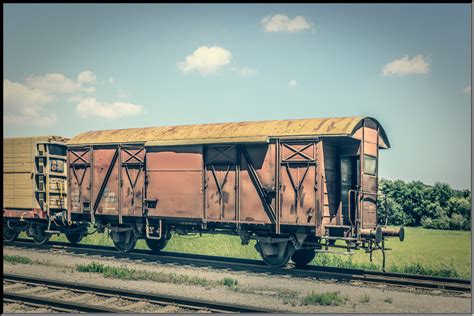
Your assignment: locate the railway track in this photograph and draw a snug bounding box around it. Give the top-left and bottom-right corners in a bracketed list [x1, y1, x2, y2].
[4, 297, 81, 313]
[5, 239, 471, 294]
[3, 273, 275, 313]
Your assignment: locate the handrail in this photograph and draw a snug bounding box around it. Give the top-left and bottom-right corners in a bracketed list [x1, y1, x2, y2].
[347, 189, 389, 228]
[347, 189, 357, 228]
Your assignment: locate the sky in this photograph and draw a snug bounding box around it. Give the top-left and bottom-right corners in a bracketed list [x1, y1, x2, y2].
[3, 4, 471, 190]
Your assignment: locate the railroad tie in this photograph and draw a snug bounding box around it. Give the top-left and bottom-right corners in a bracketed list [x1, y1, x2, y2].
[38, 290, 70, 298]
[67, 293, 95, 302]
[15, 286, 48, 295]
[121, 300, 150, 311]
[3, 283, 27, 291]
[101, 296, 120, 305]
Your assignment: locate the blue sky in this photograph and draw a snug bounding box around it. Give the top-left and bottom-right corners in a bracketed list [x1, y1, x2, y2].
[3, 4, 471, 189]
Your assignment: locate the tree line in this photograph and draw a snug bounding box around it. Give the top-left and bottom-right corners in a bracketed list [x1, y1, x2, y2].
[376, 179, 471, 231]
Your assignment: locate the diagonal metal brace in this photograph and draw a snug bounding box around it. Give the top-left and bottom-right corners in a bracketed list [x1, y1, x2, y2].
[285, 163, 310, 216]
[210, 164, 231, 219]
[93, 148, 119, 214]
[239, 145, 276, 224]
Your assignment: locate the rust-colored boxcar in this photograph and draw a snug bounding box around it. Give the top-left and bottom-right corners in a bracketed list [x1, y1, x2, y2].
[67, 116, 403, 266]
[3, 136, 88, 244]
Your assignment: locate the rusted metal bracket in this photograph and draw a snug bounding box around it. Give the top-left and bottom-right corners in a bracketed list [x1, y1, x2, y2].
[284, 163, 310, 220]
[70, 148, 91, 221]
[209, 164, 231, 219]
[92, 147, 119, 215]
[145, 217, 162, 240]
[122, 147, 145, 209]
[70, 149, 90, 164]
[281, 143, 315, 162]
[239, 145, 276, 224]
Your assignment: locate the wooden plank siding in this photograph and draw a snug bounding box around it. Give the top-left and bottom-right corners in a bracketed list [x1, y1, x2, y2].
[3, 137, 37, 209]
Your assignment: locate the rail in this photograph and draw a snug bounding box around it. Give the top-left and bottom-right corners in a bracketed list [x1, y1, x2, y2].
[5, 239, 470, 294]
[3, 273, 276, 313]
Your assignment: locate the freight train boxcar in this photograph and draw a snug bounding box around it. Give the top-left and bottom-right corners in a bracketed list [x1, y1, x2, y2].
[3, 136, 87, 244]
[67, 116, 404, 267]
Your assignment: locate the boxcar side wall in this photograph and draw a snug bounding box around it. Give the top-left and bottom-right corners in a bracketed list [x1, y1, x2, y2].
[67, 128, 381, 236]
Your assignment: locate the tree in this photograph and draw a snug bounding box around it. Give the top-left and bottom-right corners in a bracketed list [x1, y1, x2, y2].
[428, 182, 454, 208]
[450, 213, 464, 230]
[448, 197, 471, 219]
[377, 178, 471, 231]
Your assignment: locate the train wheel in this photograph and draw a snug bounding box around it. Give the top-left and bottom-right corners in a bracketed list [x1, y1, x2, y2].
[291, 249, 316, 267]
[31, 229, 51, 245]
[111, 230, 137, 253]
[65, 231, 84, 245]
[146, 238, 168, 253]
[145, 226, 171, 253]
[65, 225, 86, 245]
[3, 225, 19, 242]
[256, 241, 295, 268]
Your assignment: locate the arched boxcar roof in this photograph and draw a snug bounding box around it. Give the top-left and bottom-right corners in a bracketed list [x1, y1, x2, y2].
[68, 116, 390, 148]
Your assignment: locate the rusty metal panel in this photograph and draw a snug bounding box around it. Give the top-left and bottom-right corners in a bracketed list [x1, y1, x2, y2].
[91, 147, 120, 217]
[361, 195, 377, 228]
[281, 142, 316, 163]
[204, 145, 237, 221]
[239, 144, 274, 223]
[68, 147, 92, 215]
[245, 144, 276, 193]
[121, 146, 145, 216]
[206, 145, 237, 164]
[360, 125, 379, 229]
[319, 142, 341, 226]
[205, 165, 236, 220]
[352, 125, 389, 149]
[279, 141, 317, 226]
[146, 146, 203, 218]
[364, 142, 377, 157]
[363, 127, 378, 143]
[146, 136, 269, 147]
[68, 117, 390, 148]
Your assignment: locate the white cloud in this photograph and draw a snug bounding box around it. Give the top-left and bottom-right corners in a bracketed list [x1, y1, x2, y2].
[77, 70, 96, 84]
[4, 70, 142, 125]
[178, 45, 232, 76]
[382, 55, 430, 76]
[3, 79, 57, 126]
[463, 85, 471, 94]
[25, 71, 96, 94]
[239, 66, 257, 76]
[288, 80, 297, 88]
[108, 77, 115, 84]
[261, 14, 313, 33]
[76, 97, 142, 120]
[25, 73, 80, 94]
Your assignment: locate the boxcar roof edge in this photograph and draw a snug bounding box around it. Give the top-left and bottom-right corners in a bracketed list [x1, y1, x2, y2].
[67, 116, 390, 149]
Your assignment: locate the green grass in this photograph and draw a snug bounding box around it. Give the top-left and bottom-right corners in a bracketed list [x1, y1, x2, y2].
[44, 226, 470, 278]
[301, 291, 349, 306]
[75, 261, 218, 287]
[358, 294, 370, 304]
[383, 297, 393, 304]
[221, 277, 238, 287]
[4, 254, 32, 265]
